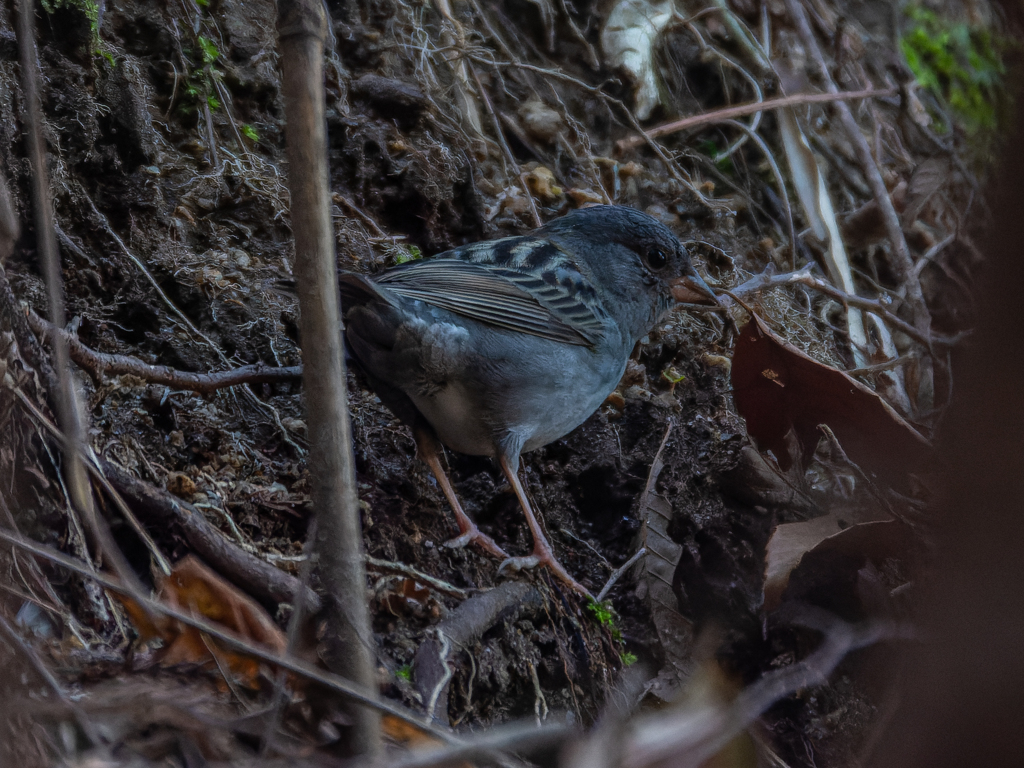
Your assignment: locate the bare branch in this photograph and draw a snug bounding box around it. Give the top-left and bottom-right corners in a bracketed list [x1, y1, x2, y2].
[27, 310, 302, 394]
[617, 88, 896, 151]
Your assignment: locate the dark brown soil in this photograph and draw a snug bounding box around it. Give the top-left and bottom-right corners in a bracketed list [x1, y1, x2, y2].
[0, 0, 995, 764]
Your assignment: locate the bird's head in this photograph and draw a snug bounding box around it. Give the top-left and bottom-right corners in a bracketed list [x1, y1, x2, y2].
[540, 205, 719, 332]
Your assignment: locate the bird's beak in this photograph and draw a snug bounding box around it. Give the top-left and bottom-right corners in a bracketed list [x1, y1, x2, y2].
[670, 270, 720, 306]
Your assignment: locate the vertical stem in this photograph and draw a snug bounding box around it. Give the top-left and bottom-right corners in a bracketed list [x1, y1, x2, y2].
[17, 0, 144, 597]
[276, 0, 380, 756]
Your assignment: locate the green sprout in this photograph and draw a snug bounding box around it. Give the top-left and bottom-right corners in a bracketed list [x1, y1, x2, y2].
[198, 35, 220, 66]
[661, 367, 685, 385]
[179, 35, 224, 114]
[587, 599, 624, 642]
[242, 124, 260, 141]
[396, 664, 413, 682]
[698, 138, 734, 174]
[620, 652, 638, 667]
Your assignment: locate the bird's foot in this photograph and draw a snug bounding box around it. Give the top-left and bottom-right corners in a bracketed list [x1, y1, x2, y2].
[498, 550, 593, 599]
[444, 526, 508, 559]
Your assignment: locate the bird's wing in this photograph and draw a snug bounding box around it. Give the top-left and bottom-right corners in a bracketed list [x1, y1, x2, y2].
[376, 237, 608, 347]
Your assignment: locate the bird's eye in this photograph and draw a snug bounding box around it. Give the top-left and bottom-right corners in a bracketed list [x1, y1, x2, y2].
[646, 247, 669, 270]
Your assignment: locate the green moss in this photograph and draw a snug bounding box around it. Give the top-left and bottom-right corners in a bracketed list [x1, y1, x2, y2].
[620, 651, 638, 666]
[393, 245, 422, 265]
[900, 6, 1010, 145]
[242, 124, 260, 141]
[396, 664, 412, 682]
[41, 0, 98, 33]
[40, 0, 113, 62]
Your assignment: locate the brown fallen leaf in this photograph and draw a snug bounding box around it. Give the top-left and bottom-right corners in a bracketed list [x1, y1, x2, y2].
[120, 555, 287, 689]
[731, 315, 931, 485]
[380, 714, 473, 766]
[764, 516, 911, 613]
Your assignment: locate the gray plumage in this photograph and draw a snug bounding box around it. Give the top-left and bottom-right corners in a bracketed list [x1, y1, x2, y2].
[341, 204, 710, 466]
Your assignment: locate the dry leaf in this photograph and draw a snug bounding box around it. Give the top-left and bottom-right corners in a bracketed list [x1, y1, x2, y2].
[731, 315, 930, 485]
[764, 517, 909, 612]
[634, 426, 694, 702]
[523, 163, 563, 202]
[121, 555, 287, 688]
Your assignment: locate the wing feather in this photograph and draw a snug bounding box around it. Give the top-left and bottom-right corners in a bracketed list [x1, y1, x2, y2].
[376, 257, 606, 346]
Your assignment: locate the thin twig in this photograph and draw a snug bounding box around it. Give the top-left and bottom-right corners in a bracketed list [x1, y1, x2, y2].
[791, 275, 953, 349]
[913, 232, 956, 278]
[596, 547, 646, 603]
[365, 555, 469, 599]
[720, 266, 962, 348]
[18, 3, 146, 600]
[385, 720, 570, 768]
[726, 264, 816, 297]
[28, 310, 302, 393]
[624, 607, 912, 768]
[847, 357, 914, 376]
[617, 88, 894, 151]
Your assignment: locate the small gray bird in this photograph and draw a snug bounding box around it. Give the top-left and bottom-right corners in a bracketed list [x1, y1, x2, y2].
[341, 205, 717, 595]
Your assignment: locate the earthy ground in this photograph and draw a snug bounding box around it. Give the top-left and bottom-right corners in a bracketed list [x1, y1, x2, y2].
[0, 0, 1003, 764]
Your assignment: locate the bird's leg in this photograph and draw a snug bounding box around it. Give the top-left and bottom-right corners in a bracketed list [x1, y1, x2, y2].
[496, 454, 593, 598]
[414, 428, 508, 559]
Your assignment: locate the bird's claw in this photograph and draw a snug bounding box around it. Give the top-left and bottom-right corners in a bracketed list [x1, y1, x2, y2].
[444, 528, 508, 559]
[498, 552, 593, 598]
[497, 555, 541, 574]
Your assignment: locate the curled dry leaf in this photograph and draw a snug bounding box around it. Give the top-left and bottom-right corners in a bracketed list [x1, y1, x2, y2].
[120, 555, 287, 689]
[764, 516, 910, 612]
[731, 315, 931, 485]
[634, 424, 694, 702]
[601, 0, 674, 120]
